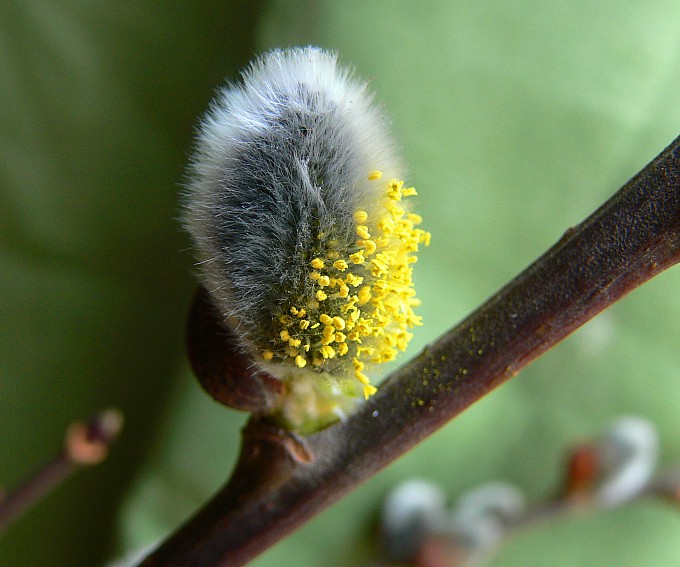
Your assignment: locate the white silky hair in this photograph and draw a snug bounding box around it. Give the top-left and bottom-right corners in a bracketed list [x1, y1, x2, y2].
[183, 46, 403, 361]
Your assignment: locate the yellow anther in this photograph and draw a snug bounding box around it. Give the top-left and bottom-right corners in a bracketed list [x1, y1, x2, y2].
[262, 350, 274, 361]
[311, 258, 325, 269]
[363, 384, 378, 399]
[356, 225, 371, 239]
[333, 259, 348, 271]
[322, 325, 336, 337]
[359, 239, 377, 256]
[320, 345, 336, 359]
[354, 210, 369, 224]
[370, 257, 389, 277]
[368, 170, 383, 181]
[345, 273, 364, 287]
[388, 179, 404, 191]
[295, 354, 307, 368]
[357, 286, 372, 305]
[350, 250, 365, 264]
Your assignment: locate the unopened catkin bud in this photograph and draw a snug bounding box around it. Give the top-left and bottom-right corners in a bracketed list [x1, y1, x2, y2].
[183, 47, 429, 432]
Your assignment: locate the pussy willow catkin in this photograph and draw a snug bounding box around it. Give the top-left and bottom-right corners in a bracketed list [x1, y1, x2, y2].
[184, 47, 429, 428]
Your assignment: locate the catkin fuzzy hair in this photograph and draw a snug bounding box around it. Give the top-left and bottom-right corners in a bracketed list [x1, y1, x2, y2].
[184, 47, 429, 421]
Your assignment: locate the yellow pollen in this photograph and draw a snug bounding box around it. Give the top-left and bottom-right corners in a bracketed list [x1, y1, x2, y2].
[357, 286, 372, 305]
[268, 175, 426, 402]
[350, 250, 365, 264]
[359, 239, 377, 256]
[320, 345, 336, 359]
[354, 210, 369, 223]
[345, 273, 363, 287]
[363, 384, 378, 399]
[356, 225, 371, 239]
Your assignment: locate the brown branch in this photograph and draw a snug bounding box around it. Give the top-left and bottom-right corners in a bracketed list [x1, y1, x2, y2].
[0, 408, 124, 534]
[139, 135, 680, 566]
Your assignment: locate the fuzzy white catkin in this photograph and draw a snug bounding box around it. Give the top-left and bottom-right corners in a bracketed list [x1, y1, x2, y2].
[183, 46, 429, 421]
[184, 47, 402, 364]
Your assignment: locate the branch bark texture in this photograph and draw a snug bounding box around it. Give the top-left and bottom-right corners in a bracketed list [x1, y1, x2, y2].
[140, 135, 680, 566]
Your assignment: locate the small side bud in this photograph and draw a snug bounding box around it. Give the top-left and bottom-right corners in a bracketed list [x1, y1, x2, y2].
[186, 286, 283, 412]
[448, 482, 525, 563]
[380, 479, 448, 563]
[594, 416, 658, 507]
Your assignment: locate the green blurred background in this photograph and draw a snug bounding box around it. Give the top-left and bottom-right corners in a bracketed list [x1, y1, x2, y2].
[1, 2, 679, 566]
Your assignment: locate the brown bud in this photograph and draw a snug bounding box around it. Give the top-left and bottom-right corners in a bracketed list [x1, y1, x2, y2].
[186, 286, 283, 412]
